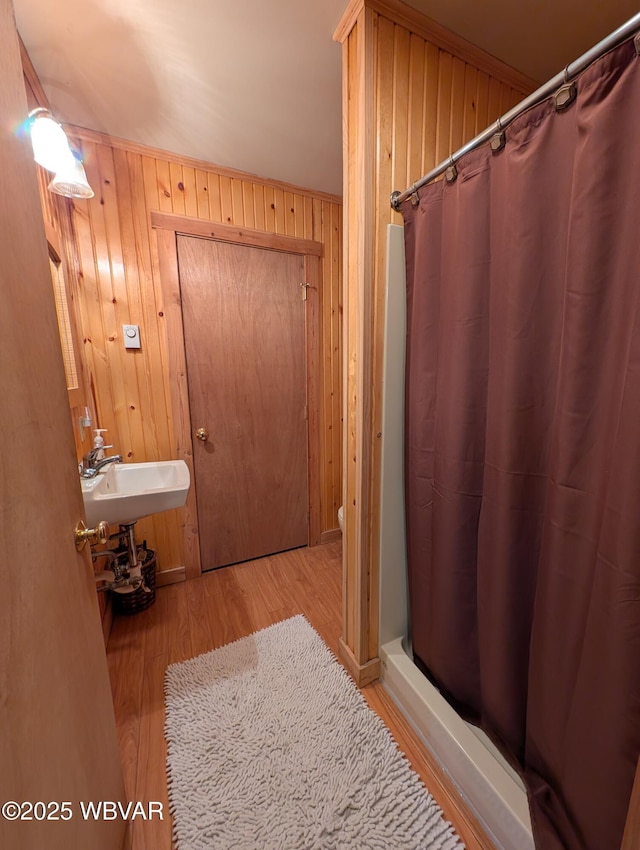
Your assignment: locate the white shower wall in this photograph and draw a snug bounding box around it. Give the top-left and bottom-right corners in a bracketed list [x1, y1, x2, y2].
[378, 224, 534, 850]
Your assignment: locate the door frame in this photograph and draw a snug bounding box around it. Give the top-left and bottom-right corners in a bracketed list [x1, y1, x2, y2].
[152, 211, 323, 578]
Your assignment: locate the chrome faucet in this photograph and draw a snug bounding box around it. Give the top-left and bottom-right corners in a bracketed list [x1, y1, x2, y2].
[79, 446, 123, 478]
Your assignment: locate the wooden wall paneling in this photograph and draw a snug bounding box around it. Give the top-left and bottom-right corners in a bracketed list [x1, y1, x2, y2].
[335, 0, 534, 683]
[22, 42, 93, 460]
[407, 33, 426, 197]
[242, 181, 255, 229]
[283, 191, 294, 236]
[181, 166, 198, 218]
[376, 16, 395, 230]
[114, 149, 176, 567]
[195, 169, 209, 219]
[274, 188, 286, 234]
[156, 159, 173, 213]
[264, 185, 276, 232]
[207, 172, 222, 222]
[254, 183, 266, 231]
[61, 122, 341, 578]
[68, 204, 100, 414]
[305, 253, 322, 547]
[155, 227, 202, 578]
[329, 201, 343, 535]
[94, 144, 136, 460]
[333, 203, 343, 531]
[336, 0, 538, 94]
[392, 22, 410, 197]
[65, 124, 346, 204]
[319, 201, 334, 537]
[463, 64, 479, 143]
[118, 151, 164, 465]
[474, 71, 490, 135]
[231, 178, 244, 224]
[169, 161, 185, 215]
[21, 17, 344, 611]
[346, 4, 380, 678]
[342, 24, 358, 652]
[293, 194, 303, 239]
[141, 155, 160, 209]
[74, 150, 117, 435]
[499, 85, 512, 115]
[435, 50, 453, 163]
[146, 170, 187, 571]
[303, 196, 314, 241]
[421, 42, 440, 178]
[219, 175, 233, 223]
[450, 56, 466, 152]
[487, 77, 503, 129]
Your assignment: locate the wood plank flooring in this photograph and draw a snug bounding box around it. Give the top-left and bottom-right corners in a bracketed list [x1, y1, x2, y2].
[107, 541, 494, 850]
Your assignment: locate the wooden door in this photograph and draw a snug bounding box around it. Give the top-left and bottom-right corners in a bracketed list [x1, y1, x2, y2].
[0, 5, 125, 850]
[177, 236, 309, 569]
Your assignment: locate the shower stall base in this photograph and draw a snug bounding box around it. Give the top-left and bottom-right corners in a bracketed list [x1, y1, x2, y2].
[380, 638, 533, 850]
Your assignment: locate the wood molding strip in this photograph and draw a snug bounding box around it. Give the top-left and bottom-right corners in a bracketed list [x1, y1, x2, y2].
[155, 228, 203, 579]
[65, 124, 343, 206]
[150, 210, 323, 257]
[338, 637, 381, 687]
[333, 0, 366, 44]
[155, 566, 187, 587]
[305, 254, 322, 547]
[334, 0, 538, 94]
[19, 36, 51, 110]
[320, 528, 342, 544]
[353, 5, 377, 667]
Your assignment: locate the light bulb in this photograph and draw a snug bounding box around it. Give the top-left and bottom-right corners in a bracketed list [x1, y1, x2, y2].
[29, 109, 75, 173]
[48, 153, 95, 199]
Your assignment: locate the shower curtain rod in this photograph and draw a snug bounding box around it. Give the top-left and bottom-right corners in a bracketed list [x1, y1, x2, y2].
[390, 12, 640, 210]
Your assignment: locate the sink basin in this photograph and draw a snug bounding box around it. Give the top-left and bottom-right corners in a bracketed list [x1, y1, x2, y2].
[81, 460, 190, 527]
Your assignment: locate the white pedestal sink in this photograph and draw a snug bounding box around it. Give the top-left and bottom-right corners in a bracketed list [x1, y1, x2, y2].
[81, 460, 190, 527]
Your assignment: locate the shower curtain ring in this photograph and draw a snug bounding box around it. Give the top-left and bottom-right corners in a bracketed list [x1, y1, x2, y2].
[445, 156, 458, 183]
[555, 65, 577, 111]
[490, 116, 506, 153]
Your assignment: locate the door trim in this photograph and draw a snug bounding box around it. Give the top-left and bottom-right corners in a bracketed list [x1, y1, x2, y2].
[151, 210, 323, 257]
[154, 213, 323, 578]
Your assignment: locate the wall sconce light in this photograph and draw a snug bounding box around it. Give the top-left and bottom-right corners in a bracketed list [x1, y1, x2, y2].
[28, 108, 94, 199]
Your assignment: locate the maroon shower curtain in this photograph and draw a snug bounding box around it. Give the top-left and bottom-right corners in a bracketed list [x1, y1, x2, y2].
[401, 39, 640, 850]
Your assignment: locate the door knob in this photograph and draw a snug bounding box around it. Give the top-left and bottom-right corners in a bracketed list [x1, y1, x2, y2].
[75, 519, 110, 551]
[196, 427, 209, 442]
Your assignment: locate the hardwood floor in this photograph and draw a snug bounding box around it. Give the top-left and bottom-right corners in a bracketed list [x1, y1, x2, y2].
[107, 541, 494, 850]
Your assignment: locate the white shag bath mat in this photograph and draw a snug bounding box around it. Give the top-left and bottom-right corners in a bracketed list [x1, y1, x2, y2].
[164, 615, 464, 850]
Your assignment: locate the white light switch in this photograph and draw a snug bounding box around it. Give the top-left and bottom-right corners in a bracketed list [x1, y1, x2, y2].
[122, 324, 141, 349]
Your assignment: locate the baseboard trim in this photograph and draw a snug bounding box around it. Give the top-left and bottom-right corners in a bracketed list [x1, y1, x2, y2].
[156, 566, 186, 586]
[338, 637, 381, 686]
[320, 528, 342, 544]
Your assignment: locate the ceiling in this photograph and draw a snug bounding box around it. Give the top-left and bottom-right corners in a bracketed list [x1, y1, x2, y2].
[13, 0, 640, 196]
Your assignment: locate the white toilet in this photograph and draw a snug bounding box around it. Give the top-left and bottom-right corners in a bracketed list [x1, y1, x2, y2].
[338, 505, 344, 533]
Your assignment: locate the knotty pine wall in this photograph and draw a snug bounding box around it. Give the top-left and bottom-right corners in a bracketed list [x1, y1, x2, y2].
[61, 127, 343, 576]
[334, 0, 536, 680]
[22, 61, 93, 463]
[21, 52, 113, 627]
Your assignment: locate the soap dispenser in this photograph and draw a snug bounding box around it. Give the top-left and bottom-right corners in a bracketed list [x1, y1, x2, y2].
[93, 429, 108, 461]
